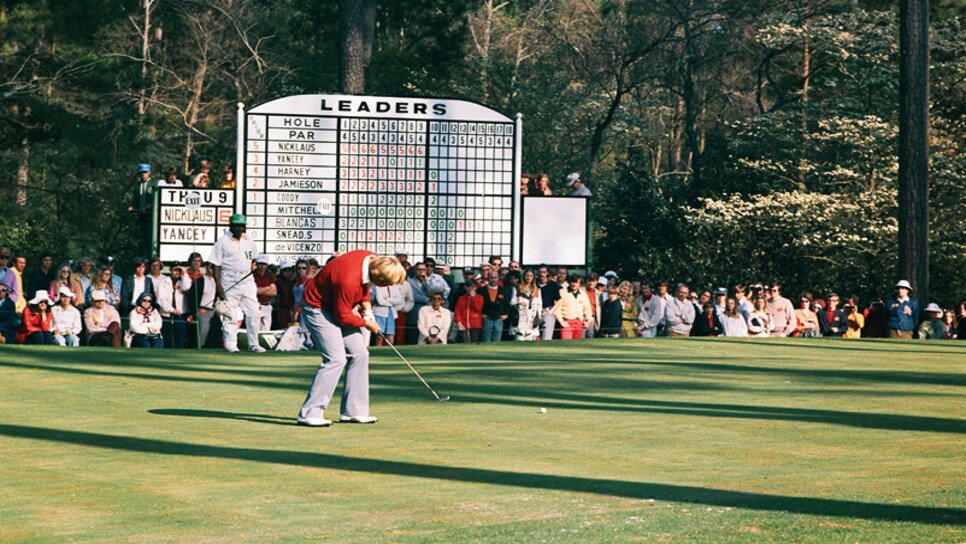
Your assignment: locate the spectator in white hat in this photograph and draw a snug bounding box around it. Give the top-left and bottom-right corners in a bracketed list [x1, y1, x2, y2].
[886, 279, 920, 339]
[51, 286, 82, 346]
[84, 289, 122, 347]
[917, 303, 946, 340]
[567, 172, 592, 197]
[20, 290, 54, 344]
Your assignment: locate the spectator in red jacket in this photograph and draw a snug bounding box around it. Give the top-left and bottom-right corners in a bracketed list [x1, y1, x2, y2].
[20, 290, 54, 344]
[297, 251, 406, 428]
[454, 280, 484, 343]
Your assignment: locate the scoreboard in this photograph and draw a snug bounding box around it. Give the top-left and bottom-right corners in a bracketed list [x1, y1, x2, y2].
[238, 94, 521, 267]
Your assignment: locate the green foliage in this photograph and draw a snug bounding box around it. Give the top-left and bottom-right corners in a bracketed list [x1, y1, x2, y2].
[0, 1, 962, 301]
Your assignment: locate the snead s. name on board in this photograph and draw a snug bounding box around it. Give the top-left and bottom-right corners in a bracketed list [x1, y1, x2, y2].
[320, 98, 447, 116]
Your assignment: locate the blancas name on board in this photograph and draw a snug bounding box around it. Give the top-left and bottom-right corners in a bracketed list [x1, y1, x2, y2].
[274, 217, 318, 228]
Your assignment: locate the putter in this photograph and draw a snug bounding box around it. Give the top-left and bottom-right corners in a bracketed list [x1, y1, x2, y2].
[377, 331, 450, 402]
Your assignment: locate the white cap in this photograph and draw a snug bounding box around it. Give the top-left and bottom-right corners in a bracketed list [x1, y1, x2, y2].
[924, 302, 942, 313]
[255, 255, 270, 264]
[596, 278, 609, 287]
[566, 172, 580, 185]
[57, 286, 76, 299]
[603, 270, 618, 279]
[278, 259, 295, 269]
[895, 279, 913, 291]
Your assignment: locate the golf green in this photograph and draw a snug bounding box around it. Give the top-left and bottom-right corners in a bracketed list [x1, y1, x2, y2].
[1, 338, 964, 542]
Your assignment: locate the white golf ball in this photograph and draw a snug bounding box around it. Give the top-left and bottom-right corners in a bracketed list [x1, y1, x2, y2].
[539, 407, 547, 414]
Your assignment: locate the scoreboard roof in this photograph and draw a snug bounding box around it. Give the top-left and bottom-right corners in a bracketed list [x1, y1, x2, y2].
[248, 94, 513, 123]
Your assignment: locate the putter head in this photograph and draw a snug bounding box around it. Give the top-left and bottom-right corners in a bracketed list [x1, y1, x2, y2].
[437, 395, 451, 402]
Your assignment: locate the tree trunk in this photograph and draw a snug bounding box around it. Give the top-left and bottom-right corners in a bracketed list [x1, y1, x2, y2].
[184, 13, 211, 173]
[138, 0, 154, 116]
[469, 0, 497, 103]
[797, 14, 810, 190]
[897, 0, 929, 305]
[16, 135, 29, 206]
[340, 0, 375, 95]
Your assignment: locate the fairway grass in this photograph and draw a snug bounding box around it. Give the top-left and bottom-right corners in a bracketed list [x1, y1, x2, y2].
[1, 338, 964, 543]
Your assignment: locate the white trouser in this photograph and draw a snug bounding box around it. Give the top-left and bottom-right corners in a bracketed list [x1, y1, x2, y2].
[259, 303, 273, 330]
[221, 277, 260, 350]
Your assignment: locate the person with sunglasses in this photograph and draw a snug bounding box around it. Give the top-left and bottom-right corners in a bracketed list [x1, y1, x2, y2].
[0, 246, 20, 309]
[19, 290, 54, 344]
[129, 292, 164, 348]
[766, 283, 797, 336]
[49, 262, 85, 307]
[84, 290, 122, 347]
[0, 281, 16, 344]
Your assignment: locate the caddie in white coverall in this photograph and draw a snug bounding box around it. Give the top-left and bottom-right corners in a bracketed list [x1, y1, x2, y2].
[207, 214, 265, 353]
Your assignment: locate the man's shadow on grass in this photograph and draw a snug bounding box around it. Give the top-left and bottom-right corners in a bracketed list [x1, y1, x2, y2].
[1, 423, 963, 526]
[148, 408, 294, 426]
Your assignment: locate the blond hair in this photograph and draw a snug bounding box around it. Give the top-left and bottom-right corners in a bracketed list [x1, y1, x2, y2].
[370, 256, 406, 286]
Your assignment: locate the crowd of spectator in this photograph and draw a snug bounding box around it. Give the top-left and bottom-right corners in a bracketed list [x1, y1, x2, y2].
[0, 244, 963, 349]
[519, 172, 592, 198]
[385, 258, 964, 345]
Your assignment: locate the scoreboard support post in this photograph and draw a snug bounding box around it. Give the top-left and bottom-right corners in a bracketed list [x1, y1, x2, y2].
[236, 102, 246, 210]
[512, 113, 523, 264]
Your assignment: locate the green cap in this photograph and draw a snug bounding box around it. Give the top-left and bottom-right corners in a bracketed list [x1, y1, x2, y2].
[229, 213, 247, 226]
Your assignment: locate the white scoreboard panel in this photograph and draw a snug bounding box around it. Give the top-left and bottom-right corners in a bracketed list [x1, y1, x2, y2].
[156, 188, 235, 263]
[240, 94, 520, 267]
[519, 196, 588, 267]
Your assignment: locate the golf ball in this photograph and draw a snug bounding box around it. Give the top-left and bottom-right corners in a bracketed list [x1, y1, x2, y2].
[539, 407, 547, 414]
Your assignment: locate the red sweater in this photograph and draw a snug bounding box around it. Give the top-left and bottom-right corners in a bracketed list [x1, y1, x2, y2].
[21, 306, 53, 335]
[302, 250, 374, 327]
[454, 293, 484, 329]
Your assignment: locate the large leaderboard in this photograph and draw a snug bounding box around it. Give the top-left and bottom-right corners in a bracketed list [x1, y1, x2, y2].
[239, 94, 521, 267]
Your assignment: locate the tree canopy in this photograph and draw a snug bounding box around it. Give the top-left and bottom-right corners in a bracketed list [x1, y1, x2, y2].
[1, 0, 962, 305]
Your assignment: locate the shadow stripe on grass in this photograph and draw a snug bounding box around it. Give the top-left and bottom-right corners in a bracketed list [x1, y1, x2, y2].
[1, 423, 963, 526]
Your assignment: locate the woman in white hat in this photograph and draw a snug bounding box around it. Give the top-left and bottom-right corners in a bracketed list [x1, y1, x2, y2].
[19, 290, 54, 344]
[916, 303, 947, 340]
[51, 286, 83, 346]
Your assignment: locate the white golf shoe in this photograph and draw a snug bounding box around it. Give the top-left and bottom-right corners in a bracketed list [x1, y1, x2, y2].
[225, 345, 240, 353]
[339, 415, 378, 424]
[297, 416, 333, 427]
[249, 345, 266, 353]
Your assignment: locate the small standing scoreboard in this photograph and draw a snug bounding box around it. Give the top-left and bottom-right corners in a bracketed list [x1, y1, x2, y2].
[238, 94, 521, 267]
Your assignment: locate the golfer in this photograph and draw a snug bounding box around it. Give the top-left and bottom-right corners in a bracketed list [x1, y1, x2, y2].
[297, 250, 406, 427]
[208, 214, 265, 353]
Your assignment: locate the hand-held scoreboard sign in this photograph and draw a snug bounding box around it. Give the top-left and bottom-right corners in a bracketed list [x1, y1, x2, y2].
[157, 188, 235, 262]
[237, 94, 522, 267]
